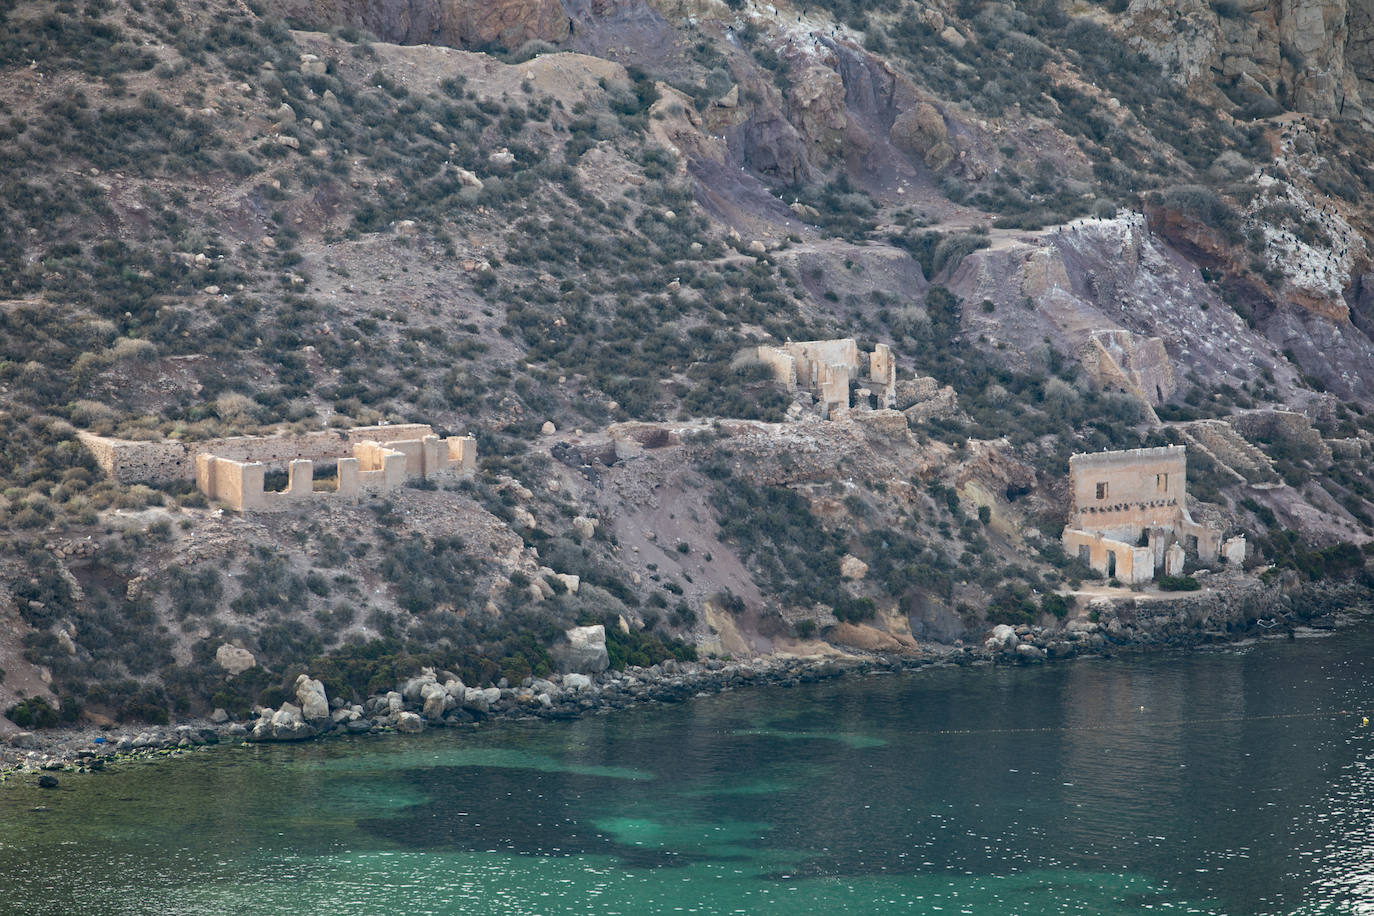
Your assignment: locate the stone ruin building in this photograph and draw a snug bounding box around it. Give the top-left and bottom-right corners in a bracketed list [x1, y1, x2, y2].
[1080, 329, 1176, 409]
[755, 337, 957, 423]
[1061, 445, 1244, 585]
[79, 423, 475, 512]
[756, 338, 898, 418]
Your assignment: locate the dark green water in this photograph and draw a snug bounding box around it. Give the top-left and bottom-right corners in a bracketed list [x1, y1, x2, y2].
[4, 628, 1374, 915]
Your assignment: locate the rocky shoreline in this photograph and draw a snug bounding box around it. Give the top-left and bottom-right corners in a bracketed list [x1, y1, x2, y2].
[3, 577, 1370, 785]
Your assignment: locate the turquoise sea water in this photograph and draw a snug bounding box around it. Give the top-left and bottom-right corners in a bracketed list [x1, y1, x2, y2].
[3, 627, 1374, 915]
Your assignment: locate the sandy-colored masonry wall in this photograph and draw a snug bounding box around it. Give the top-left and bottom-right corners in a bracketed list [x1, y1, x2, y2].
[759, 338, 899, 414]
[203, 424, 436, 465]
[869, 344, 896, 406]
[791, 339, 860, 389]
[79, 424, 439, 484]
[1068, 446, 1187, 540]
[85, 424, 477, 512]
[1064, 445, 1223, 579]
[78, 433, 191, 483]
[1062, 529, 1154, 585]
[757, 346, 797, 387]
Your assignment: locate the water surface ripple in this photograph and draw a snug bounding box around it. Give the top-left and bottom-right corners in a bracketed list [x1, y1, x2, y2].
[3, 627, 1374, 914]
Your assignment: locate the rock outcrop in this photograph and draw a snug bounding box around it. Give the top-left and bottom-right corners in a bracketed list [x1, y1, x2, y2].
[294, 675, 330, 723]
[251, 703, 316, 741]
[1120, 0, 1373, 118]
[215, 645, 257, 676]
[552, 624, 610, 673]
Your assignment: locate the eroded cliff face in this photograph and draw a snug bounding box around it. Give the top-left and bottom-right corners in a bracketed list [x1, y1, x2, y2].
[1119, 0, 1374, 119]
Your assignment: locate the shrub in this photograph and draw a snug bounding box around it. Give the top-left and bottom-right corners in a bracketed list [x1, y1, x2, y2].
[6, 696, 59, 729]
[1157, 574, 1201, 591]
[1040, 593, 1071, 618]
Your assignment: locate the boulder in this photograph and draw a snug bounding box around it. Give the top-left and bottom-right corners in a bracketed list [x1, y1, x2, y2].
[573, 516, 597, 541]
[420, 682, 448, 719]
[840, 554, 869, 580]
[555, 573, 580, 595]
[294, 675, 330, 723]
[454, 166, 484, 190]
[984, 624, 1019, 652]
[271, 703, 315, 741]
[401, 669, 438, 703]
[1065, 617, 1099, 636]
[563, 672, 593, 691]
[462, 686, 492, 713]
[37, 774, 59, 789]
[209, 708, 229, 724]
[552, 624, 610, 674]
[215, 644, 256, 675]
[396, 712, 424, 734]
[1016, 643, 1047, 661]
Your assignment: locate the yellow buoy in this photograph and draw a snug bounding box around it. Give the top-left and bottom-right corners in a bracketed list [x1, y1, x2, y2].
[1362, 716, 1369, 727]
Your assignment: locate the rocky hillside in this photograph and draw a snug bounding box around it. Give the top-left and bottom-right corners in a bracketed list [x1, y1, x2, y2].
[2, 0, 1374, 730]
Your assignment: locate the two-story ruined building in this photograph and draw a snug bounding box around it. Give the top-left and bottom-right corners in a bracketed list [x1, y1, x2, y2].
[1061, 445, 1240, 585]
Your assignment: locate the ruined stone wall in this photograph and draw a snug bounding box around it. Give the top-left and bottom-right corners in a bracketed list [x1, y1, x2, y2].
[761, 338, 902, 415]
[205, 424, 435, 466]
[895, 376, 958, 421]
[1062, 529, 1154, 585]
[1081, 329, 1175, 406]
[196, 454, 266, 512]
[869, 343, 896, 407]
[77, 433, 192, 484]
[1229, 409, 1332, 467]
[789, 338, 860, 389]
[85, 423, 477, 513]
[817, 363, 851, 418]
[79, 424, 438, 483]
[1068, 445, 1188, 541]
[756, 345, 798, 387]
[198, 433, 476, 511]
